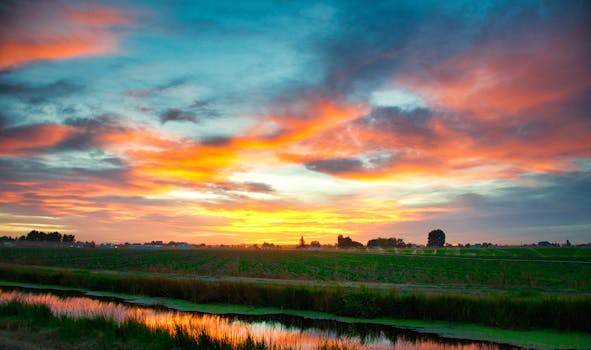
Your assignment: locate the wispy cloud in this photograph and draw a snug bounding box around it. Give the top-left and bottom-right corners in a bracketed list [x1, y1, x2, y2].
[0, 1, 135, 70]
[159, 109, 198, 124]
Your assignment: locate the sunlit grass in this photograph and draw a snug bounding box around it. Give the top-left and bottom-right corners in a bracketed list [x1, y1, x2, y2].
[0, 290, 421, 349]
[0, 300, 269, 349]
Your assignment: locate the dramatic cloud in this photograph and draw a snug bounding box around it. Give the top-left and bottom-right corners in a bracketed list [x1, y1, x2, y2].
[0, 123, 75, 155]
[0, 1, 134, 69]
[271, 2, 591, 181]
[0, 1, 589, 244]
[396, 28, 591, 116]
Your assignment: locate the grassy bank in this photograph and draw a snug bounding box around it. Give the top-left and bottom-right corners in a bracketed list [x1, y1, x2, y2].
[1, 264, 589, 332]
[0, 246, 588, 291]
[3, 281, 591, 350]
[0, 301, 268, 350]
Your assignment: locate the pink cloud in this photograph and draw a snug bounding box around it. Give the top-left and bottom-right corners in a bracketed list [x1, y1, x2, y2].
[395, 26, 591, 117]
[0, 3, 134, 69]
[0, 124, 75, 155]
[281, 26, 591, 180]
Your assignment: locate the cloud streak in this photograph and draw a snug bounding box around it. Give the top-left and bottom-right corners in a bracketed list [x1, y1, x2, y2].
[159, 109, 198, 124]
[0, 1, 134, 70]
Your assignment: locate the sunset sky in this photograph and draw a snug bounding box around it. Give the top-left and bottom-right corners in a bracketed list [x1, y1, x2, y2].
[1, 1, 590, 245]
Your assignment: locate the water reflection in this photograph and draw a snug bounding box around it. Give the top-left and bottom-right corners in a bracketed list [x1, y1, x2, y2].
[0, 288, 511, 349]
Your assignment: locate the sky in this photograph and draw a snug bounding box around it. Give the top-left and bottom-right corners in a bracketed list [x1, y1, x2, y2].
[0, 0, 590, 245]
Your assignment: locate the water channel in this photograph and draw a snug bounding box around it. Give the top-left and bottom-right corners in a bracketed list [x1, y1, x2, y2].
[0, 287, 519, 349]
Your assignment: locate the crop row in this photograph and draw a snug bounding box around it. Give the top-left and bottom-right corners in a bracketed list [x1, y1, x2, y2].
[0, 247, 588, 290]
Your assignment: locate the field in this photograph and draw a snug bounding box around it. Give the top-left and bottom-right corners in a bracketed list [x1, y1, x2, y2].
[0, 246, 590, 335]
[0, 246, 589, 292]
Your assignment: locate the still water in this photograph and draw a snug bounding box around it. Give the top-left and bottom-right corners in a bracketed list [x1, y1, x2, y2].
[0, 288, 515, 349]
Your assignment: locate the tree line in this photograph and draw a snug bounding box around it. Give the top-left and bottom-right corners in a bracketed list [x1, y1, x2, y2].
[0, 230, 75, 243]
[336, 229, 446, 249]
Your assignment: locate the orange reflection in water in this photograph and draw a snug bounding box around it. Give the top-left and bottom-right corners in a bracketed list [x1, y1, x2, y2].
[0, 290, 499, 350]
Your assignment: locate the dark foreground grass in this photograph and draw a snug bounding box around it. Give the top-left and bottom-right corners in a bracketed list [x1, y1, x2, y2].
[1, 264, 589, 332]
[0, 300, 266, 350]
[1, 246, 589, 291]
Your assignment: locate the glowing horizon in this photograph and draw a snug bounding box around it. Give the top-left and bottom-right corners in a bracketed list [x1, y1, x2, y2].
[1, 1, 590, 245]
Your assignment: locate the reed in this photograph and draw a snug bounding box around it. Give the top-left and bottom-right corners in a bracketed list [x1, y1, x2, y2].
[0, 300, 269, 350]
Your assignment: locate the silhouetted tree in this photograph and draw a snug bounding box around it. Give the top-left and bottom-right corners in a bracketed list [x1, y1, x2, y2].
[24, 230, 73, 242]
[62, 234, 75, 243]
[427, 229, 445, 248]
[367, 237, 408, 248]
[48, 231, 62, 242]
[26, 230, 47, 241]
[337, 234, 364, 248]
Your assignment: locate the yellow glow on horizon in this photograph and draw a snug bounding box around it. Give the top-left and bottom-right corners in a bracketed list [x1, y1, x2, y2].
[176, 201, 448, 244]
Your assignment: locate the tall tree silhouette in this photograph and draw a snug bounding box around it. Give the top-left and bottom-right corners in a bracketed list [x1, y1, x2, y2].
[427, 229, 445, 247]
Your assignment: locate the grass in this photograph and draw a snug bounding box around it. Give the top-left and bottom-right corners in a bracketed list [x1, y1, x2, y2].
[0, 264, 590, 332]
[3, 281, 591, 350]
[0, 246, 589, 291]
[0, 301, 267, 350]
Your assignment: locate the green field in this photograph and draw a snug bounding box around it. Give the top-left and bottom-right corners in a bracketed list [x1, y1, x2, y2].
[0, 246, 589, 292]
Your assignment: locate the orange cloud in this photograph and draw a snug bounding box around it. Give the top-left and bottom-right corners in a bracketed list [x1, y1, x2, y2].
[0, 4, 133, 69]
[395, 28, 591, 117]
[0, 38, 117, 69]
[239, 99, 368, 148]
[66, 6, 133, 27]
[76, 125, 243, 192]
[291, 104, 588, 182]
[128, 144, 239, 184]
[0, 124, 75, 155]
[272, 27, 591, 181]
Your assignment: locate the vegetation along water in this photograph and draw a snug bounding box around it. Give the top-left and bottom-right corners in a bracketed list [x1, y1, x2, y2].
[0, 246, 590, 349]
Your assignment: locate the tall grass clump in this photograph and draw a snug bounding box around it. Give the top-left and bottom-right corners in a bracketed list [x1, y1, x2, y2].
[1, 264, 590, 331]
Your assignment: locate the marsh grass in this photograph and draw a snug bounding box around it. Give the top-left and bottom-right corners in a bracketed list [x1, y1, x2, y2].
[1, 264, 589, 331]
[0, 301, 269, 350]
